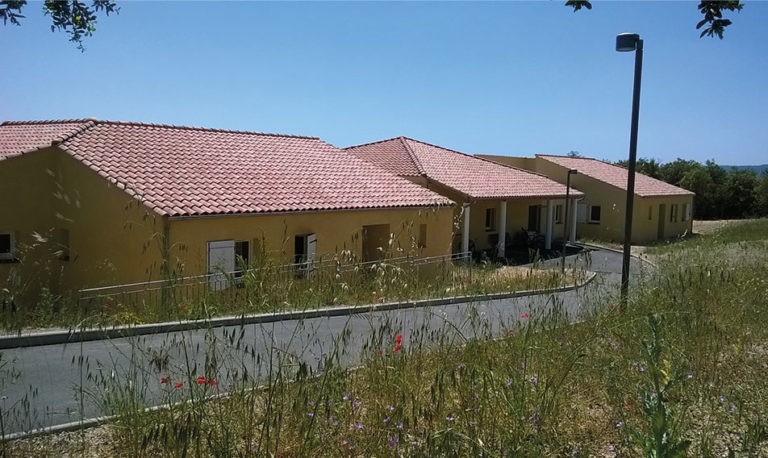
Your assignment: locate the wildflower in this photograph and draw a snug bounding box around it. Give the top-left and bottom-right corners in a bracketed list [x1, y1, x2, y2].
[105, 301, 111, 307]
[208, 379, 217, 386]
[394, 343, 402, 352]
[362, 295, 366, 300]
[520, 313, 530, 318]
[342, 439, 348, 445]
[355, 423, 364, 430]
[506, 377, 514, 387]
[615, 421, 624, 428]
[719, 395, 726, 402]
[529, 376, 537, 386]
[178, 303, 184, 310]
[445, 416, 455, 422]
[509, 329, 515, 333]
[729, 403, 737, 414]
[307, 412, 314, 417]
[686, 371, 694, 379]
[572, 447, 580, 456]
[625, 404, 632, 410]
[387, 405, 394, 411]
[609, 445, 615, 452]
[396, 423, 403, 429]
[160, 377, 170, 384]
[384, 417, 390, 423]
[332, 420, 339, 426]
[309, 401, 316, 406]
[343, 393, 350, 401]
[378, 350, 383, 355]
[353, 400, 361, 407]
[396, 334, 402, 343]
[457, 363, 466, 370]
[174, 382, 183, 389]
[197, 376, 207, 385]
[388, 434, 399, 447]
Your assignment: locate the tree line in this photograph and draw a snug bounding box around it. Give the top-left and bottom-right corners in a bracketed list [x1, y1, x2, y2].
[615, 158, 768, 220]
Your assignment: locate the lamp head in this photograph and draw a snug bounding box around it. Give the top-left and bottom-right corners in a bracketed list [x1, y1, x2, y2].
[616, 33, 640, 52]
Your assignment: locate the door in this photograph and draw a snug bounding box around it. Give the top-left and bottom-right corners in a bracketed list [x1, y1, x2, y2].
[657, 204, 666, 240]
[208, 240, 235, 290]
[527, 206, 540, 232]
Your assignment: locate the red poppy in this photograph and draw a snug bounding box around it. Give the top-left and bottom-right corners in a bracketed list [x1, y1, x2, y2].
[508, 329, 515, 333]
[378, 350, 383, 355]
[625, 404, 632, 410]
[393, 343, 402, 352]
[178, 303, 184, 310]
[520, 314, 530, 318]
[619, 308, 624, 313]
[160, 377, 170, 384]
[174, 382, 183, 389]
[197, 376, 207, 385]
[362, 295, 366, 300]
[105, 301, 111, 307]
[208, 379, 217, 386]
[396, 334, 402, 343]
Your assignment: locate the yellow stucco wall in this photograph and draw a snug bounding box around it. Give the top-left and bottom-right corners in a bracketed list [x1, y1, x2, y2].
[1, 147, 455, 296]
[168, 205, 454, 277]
[476, 155, 694, 243]
[0, 147, 165, 296]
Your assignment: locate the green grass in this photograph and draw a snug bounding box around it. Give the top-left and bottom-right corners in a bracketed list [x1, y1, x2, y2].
[0, 244, 584, 330]
[5, 219, 768, 456]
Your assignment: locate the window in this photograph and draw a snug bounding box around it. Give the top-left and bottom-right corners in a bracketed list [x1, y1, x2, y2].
[418, 224, 427, 248]
[589, 205, 601, 223]
[555, 204, 563, 224]
[485, 208, 496, 231]
[234, 240, 250, 276]
[683, 203, 692, 221]
[670, 204, 678, 223]
[648, 206, 653, 220]
[295, 233, 317, 276]
[0, 232, 14, 261]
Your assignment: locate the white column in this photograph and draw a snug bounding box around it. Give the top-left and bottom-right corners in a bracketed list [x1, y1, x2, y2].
[545, 199, 553, 250]
[462, 203, 471, 255]
[570, 198, 578, 242]
[497, 200, 507, 258]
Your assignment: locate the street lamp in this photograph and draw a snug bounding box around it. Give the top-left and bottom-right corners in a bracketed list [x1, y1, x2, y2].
[616, 32, 643, 306]
[561, 169, 577, 273]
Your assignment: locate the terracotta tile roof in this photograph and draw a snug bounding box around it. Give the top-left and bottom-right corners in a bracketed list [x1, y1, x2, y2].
[345, 137, 582, 200]
[0, 120, 453, 216]
[0, 119, 95, 159]
[537, 155, 694, 197]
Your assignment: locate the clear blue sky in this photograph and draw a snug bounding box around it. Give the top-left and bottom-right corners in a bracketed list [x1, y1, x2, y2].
[2, 1, 766, 165]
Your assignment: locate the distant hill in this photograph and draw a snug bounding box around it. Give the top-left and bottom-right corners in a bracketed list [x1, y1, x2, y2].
[722, 164, 768, 175]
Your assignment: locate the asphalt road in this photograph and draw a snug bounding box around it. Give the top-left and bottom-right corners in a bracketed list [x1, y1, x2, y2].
[0, 248, 647, 435]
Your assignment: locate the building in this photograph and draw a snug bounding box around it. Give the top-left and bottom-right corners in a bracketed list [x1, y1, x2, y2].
[477, 154, 694, 243]
[344, 137, 583, 258]
[0, 120, 454, 296]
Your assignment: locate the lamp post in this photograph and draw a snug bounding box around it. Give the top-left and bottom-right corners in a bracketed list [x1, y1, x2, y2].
[561, 168, 577, 273]
[616, 32, 643, 306]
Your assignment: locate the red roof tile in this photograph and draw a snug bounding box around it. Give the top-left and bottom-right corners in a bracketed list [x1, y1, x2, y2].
[537, 155, 694, 197]
[0, 120, 453, 216]
[346, 137, 582, 200]
[0, 119, 95, 159]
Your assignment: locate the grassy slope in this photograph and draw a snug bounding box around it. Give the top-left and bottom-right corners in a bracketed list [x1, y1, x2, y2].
[7, 220, 768, 457]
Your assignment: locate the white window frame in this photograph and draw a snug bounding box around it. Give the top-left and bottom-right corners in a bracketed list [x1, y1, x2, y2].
[0, 230, 15, 261]
[683, 203, 692, 222]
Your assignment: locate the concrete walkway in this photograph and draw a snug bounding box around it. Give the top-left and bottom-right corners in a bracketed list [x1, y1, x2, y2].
[0, 248, 647, 436]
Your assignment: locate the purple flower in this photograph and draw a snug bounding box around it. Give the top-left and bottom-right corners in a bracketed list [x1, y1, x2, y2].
[609, 445, 615, 452]
[342, 439, 348, 445]
[332, 421, 339, 426]
[307, 412, 314, 417]
[355, 423, 364, 430]
[506, 377, 514, 387]
[729, 403, 737, 414]
[343, 393, 350, 401]
[615, 421, 624, 428]
[572, 447, 580, 456]
[384, 417, 390, 423]
[686, 371, 693, 379]
[387, 405, 394, 411]
[446, 416, 455, 422]
[396, 423, 403, 429]
[388, 434, 399, 447]
[719, 395, 726, 402]
[353, 400, 361, 407]
[529, 376, 537, 385]
[309, 401, 316, 406]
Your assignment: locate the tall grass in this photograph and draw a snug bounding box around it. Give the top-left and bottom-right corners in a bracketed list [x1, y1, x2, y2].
[4, 219, 768, 456]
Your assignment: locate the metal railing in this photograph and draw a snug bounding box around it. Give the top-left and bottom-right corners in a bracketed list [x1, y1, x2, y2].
[77, 251, 472, 314]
